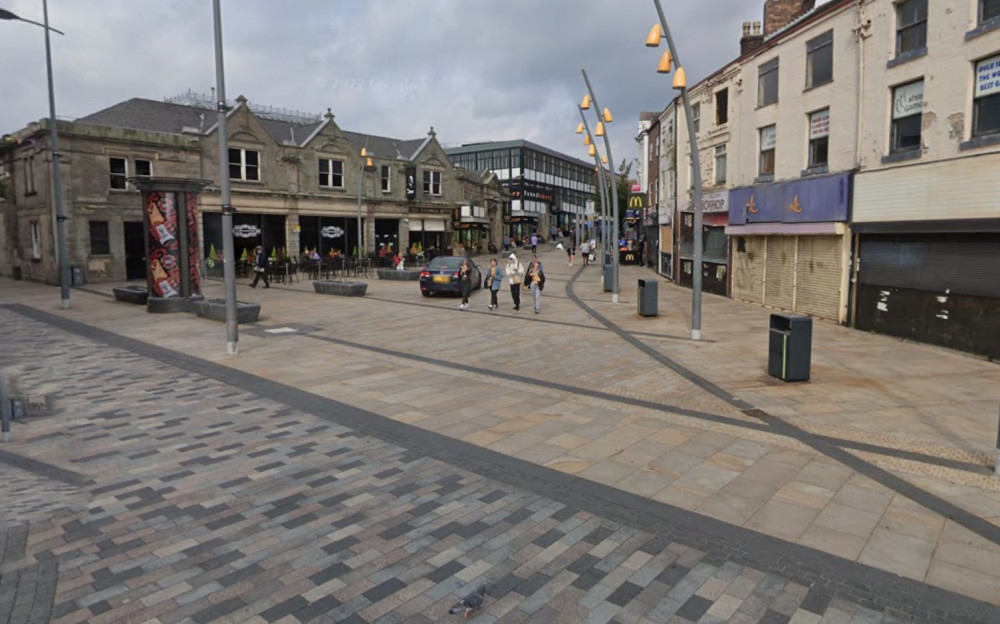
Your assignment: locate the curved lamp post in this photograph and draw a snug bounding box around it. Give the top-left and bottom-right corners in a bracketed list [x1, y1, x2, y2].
[647, 1, 704, 340]
[575, 114, 610, 267]
[1, 3, 70, 309]
[357, 148, 373, 260]
[581, 70, 620, 303]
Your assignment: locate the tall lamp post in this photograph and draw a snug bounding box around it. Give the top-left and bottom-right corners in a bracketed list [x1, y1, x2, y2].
[212, 0, 239, 355]
[580, 69, 620, 302]
[575, 115, 610, 267]
[357, 148, 373, 260]
[1, 3, 70, 309]
[647, 0, 704, 340]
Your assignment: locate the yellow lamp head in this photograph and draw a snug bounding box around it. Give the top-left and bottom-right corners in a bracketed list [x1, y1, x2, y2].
[588, 144, 596, 157]
[646, 23, 662, 47]
[575, 122, 584, 134]
[580, 94, 591, 110]
[584, 134, 592, 146]
[601, 155, 608, 164]
[603, 108, 613, 123]
[595, 122, 605, 137]
[657, 50, 673, 74]
[360, 147, 367, 157]
[673, 66, 687, 89]
[365, 157, 373, 167]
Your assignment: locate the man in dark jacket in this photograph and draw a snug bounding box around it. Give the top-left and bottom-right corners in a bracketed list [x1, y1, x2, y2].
[250, 245, 270, 288]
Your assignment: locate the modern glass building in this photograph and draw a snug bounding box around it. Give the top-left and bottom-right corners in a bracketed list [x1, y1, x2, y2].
[445, 140, 595, 239]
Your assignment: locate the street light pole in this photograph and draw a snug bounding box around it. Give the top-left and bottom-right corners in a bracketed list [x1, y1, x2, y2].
[212, 0, 239, 355]
[1, 4, 70, 308]
[357, 149, 371, 261]
[650, 0, 704, 340]
[581, 69, 620, 303]
[576, 110, 609, 267]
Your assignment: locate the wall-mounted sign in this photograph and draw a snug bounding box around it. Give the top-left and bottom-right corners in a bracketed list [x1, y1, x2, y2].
[320, 226, 344, 239]
[701, 191, 729, 214]
[232, 224, 261, 238]
[976, 54, 1000, 98]
[893, 81, 924, 119]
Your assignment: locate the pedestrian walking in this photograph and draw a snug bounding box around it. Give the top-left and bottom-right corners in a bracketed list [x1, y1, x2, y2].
[249, 245, 270, 288]
[484, 258, 504, 310]
[530, 233, 538, 254]
[506, 253, 524, 311]
[525, 257, 545, 314]
[503, 236, 510, 252]
[568, 244, 575, 267]
[581, 239, 591, 267]
[458, 258, 473, 310]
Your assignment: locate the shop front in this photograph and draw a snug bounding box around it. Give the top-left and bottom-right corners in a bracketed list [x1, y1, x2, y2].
[297, 216, 359, 259]
[203, 212, 288, 264]
[678, 191, 730, 296]
[727, 172, 852, 322]
[408, 217, 448, 258]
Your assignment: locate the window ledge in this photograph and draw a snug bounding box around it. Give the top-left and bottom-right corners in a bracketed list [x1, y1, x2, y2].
[881, 149, 922, 164]
[966, 18, 1000, 40]
[754, 174, 775, 184]
[887, 47, 927, 69]
[959, 133, 1000, 151]
[24, 191, 37, 197]
[755, 102, 778, 111]
[804, 79, 833, 93]
[801, 165, 829, 177]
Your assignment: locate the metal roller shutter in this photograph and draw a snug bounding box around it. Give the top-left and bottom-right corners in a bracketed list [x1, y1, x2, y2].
[794, 236, 843, 320]
[859, 233, 1000, 298]
[764, 236, 795, 311]
[732, 236, 765, 305]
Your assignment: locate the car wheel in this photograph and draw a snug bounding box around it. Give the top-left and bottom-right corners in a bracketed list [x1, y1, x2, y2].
[421, 291, 430, 297]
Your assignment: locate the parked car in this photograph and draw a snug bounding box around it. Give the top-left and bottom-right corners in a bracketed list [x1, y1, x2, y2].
[419, 256, 482, 297]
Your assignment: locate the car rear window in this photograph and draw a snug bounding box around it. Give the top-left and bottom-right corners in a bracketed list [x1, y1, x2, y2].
[427, 258, 463, 270]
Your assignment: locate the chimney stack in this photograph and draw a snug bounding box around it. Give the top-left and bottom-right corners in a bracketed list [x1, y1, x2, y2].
[763, 0, 816, 36]
[740, 20, 765, 55]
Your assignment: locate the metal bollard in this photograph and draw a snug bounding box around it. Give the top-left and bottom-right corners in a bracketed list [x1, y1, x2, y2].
[1, 372, 11, 443]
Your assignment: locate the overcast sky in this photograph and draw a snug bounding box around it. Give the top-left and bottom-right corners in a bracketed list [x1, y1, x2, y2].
[2, 0, 791, 171]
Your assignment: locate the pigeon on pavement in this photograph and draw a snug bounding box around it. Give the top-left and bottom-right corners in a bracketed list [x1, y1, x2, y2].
[448, 583, 487, 619]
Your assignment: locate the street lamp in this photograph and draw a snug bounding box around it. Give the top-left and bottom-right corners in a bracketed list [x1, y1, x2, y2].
[212, 0, 239, 355]
[1, 3, 70, 309]
[357, 148, 373, 260]
[581, 69, 620, 303]
[575, 110, 611, 270]
[647, 1, 705, 340]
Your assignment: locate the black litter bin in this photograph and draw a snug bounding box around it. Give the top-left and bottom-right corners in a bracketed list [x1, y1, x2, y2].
[637, 279, 658, 317]
[70, 264, 86, 286]
[603, 264, 616, 293]
[768, 313, 812, 381]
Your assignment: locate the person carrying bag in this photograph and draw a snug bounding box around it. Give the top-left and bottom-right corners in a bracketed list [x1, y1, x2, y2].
[505, 253, 524, 311]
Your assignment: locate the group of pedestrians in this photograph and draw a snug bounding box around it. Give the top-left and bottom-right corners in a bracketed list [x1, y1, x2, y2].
[457, 252, 545, 314]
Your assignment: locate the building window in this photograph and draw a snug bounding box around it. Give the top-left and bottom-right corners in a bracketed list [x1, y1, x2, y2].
[423, 170, 441, 195]
[134, 159, 152, 179]
[896, 0, 927, 56]
[228, 148, 260, 181]
[715, 89, 728, 125]
[891, 80, 924, 152]
[714, 144, 727, 185]
[30, 220, 41, 259]
[759, 126, 776, 175]
[109, 157, 127, 190]
[982, 0, 1000, 24]
[758, 58, 779, 107]
[808, 109, 830, 168]
[691, 103, 700, 133]
[973, 54, 1000, 136]
[23, 155, 36, 194]
[380, 165, 391, 192]
[806, 31, 833, 89]
[318, 158, 344, 188]
[89, 220, 110, 255]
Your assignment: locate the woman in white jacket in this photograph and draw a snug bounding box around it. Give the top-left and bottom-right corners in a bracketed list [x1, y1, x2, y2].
[505, 253, 524, 311]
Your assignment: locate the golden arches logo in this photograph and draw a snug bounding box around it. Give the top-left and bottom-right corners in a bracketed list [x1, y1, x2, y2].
[628, 196, 644, 208]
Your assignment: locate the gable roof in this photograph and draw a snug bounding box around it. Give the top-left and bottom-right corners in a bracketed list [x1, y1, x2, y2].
[77, 98, 209, 134]
[342, 130, 427, 161]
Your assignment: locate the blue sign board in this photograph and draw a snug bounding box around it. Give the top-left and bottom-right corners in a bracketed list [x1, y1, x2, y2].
[729, 172, 851, 225]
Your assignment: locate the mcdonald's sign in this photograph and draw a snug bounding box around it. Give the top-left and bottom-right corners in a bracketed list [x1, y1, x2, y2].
[628, 194, 645, 210]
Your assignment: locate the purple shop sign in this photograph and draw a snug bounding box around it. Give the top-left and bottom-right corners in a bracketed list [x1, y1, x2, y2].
[729, 172, 851, 225]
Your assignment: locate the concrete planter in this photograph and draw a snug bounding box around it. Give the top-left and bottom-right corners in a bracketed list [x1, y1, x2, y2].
[313, 280, 367, 297]
[376, 268, 422, 281]
[147, 297, 194, 313]
[112, 286, 148, 305]
[193, 298, 261, 324]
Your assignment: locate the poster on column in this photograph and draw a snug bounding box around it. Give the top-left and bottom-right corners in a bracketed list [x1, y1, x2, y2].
[185, 192, 201, 296]
[146, 192, 182, 298]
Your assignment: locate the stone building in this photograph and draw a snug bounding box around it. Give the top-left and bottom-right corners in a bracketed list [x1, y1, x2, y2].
[0, 92, 474, 284]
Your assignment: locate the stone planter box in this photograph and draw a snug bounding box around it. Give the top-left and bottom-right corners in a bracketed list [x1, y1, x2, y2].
[376, 268, 422, 281]
[313, 280, 367, 297]
[147, 297, 195, 313]
[192, 298, 261, 324]
[112, 286, 148, 305]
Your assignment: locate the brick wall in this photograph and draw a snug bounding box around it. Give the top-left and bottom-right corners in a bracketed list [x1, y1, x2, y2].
[763, 0, 816, 36]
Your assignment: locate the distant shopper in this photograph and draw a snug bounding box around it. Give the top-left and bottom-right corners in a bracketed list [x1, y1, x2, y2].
[581, 239, 591, 267]
[250, 245, 270, 289]
[530, 233, 538, 254]
[484, 258, 504, 310]
[568, 244, 575, 267]
[525, 257, 545, 314]
[506, 253, 524, 311]
[458, 258, 473, 310]
[503, 236, 510, 252]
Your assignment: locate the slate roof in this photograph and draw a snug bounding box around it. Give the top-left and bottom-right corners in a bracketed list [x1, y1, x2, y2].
[342, 130, 427, 161]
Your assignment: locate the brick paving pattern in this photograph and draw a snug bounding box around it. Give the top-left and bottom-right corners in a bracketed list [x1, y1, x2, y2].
[1, 307, 999, 623]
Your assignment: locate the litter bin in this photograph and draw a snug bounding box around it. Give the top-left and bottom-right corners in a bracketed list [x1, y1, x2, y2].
[637, 278, 658, 317]
[768, 313, 812, 381]
[603, 263, 617, 292]
[70, 264, 86, 286]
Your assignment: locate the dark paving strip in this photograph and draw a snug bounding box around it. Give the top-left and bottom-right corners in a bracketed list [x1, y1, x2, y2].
[0, 448, 93, 488]
[9, 303, 1000, 623]
[564, 270, 1000, 549]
